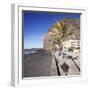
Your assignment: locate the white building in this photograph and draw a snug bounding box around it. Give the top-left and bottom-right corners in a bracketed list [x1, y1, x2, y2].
[62, 39, 80, 52]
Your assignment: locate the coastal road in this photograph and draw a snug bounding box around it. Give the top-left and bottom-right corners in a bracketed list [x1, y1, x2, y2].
[24, 50, 54, 77]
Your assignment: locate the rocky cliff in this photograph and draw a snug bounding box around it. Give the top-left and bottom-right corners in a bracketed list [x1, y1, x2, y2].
[43, 18, 80, 51]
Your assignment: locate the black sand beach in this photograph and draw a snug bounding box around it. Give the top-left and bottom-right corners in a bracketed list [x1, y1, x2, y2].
[23, 49, 52, 77]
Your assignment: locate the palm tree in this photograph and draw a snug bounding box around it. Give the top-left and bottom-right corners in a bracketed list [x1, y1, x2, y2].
[53, 35, 62, 55]
[53, 20, 67, 55]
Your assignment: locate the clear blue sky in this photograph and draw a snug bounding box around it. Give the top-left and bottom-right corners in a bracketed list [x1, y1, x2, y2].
[23, 11, 80, 49]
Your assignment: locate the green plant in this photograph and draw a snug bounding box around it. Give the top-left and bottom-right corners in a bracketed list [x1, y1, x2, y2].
[52, 21, 68, 55]
[68, 47, 73, 52]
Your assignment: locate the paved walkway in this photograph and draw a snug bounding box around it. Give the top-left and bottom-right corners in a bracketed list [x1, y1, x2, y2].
[54, 51, 80, 76]
[50, 55, 58, 76]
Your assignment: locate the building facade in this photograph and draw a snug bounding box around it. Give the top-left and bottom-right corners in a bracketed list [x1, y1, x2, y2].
[62, 39, 80, 52]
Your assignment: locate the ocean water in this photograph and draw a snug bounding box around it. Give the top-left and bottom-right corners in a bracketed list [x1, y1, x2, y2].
[24, 50, 37, 54]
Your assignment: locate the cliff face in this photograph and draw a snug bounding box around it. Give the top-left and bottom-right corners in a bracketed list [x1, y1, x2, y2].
[63, 18, 80, 40]
[43, 18, 80, 51]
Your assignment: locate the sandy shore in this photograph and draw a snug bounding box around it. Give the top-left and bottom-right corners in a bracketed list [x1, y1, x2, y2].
[23, 50, 54, 77]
